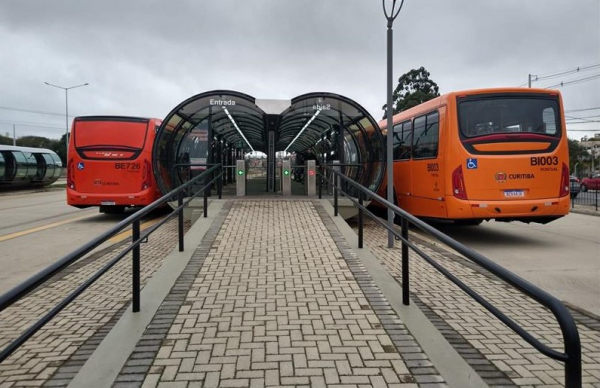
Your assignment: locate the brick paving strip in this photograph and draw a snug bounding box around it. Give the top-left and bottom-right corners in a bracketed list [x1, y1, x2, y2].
[355, 218, 600, 387]
[116, 200, 445, 388]
[0, 217, 190, 388]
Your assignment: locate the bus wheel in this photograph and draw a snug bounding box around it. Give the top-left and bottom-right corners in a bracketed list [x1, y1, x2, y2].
[100, 205, 125, 214]
[454, 219, 483, 226]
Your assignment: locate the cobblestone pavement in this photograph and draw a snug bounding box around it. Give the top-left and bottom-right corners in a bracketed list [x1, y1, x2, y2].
[116, 201, 445, 388]
[355, 218, 600, 388]
[0, 218, 188, 387]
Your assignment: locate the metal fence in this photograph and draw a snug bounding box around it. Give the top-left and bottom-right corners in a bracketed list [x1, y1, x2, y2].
[0, 165, 224, 363]
[319, 165, 582, 388]
[571, 189, 599, 211]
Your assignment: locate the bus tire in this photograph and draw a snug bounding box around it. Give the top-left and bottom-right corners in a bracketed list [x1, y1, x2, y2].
[454, 219, 483, 226]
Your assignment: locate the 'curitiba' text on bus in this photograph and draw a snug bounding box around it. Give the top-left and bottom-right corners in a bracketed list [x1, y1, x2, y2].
[509, 173, 535, 179]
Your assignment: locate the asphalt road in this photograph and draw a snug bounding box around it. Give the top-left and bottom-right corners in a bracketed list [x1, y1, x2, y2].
[0, 188, 161, 295]
[421, 212, 600, 316]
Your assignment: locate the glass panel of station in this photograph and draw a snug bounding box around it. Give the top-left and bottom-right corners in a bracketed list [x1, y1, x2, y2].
[0, 153, 5, 181]
[154, 91, 266, 195]
[0, 147, 62, 187]
[278, 93, 384, 197]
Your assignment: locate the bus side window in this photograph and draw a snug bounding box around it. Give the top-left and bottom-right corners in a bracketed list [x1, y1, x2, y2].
[392, 124, 402, 160]
[412, 112, 439, 159]
[394, 120, 412, 160]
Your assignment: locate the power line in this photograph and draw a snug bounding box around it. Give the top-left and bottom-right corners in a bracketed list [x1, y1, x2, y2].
[565, 107, 600, 113]
[566, 114, 600, 120]
[0, 120, 64, 130]
[544, 74, 600, 89]
[0, 105, 77, 118]
[533, 63, 600, 81]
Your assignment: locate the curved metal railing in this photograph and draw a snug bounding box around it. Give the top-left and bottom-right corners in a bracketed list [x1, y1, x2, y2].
[319, 165, 581, 388]
[0, 164, 224, 363]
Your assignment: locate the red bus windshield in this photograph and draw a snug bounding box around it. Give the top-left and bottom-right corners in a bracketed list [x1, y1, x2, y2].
[74, 119, 149, 150]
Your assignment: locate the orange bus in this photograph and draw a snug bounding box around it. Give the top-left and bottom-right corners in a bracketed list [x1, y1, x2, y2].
[377, 88, 570, 225]
[67, 116, 162, 213]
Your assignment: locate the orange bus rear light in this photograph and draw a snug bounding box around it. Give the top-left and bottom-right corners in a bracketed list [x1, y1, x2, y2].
[559, 163, 569, 197]
[141, 159, 152, 190]
[67, 158, 76, 190]
[452, 165, 468, 200]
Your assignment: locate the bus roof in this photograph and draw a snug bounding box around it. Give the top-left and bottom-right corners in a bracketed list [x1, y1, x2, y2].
[73, 116, 155, 123]
[379, 87, 562, 128]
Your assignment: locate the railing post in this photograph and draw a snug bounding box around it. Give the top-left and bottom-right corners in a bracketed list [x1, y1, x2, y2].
[318, 166, 322, 199]
[358, 191, 363, 249]
[401, 216, 409, 306]
[132, 220, 141, 313]
[565, 334, 582, 388]
[334, 178, 338, 217]
[333, 161, 340, 217]
[178, 191, 184, 252]
[218, 170, 223, 199]
[204, 185, 208, 218]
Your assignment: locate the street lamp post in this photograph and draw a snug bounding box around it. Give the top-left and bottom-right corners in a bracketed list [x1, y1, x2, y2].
[44, 82, 89, 161]
[383, 0, 406, 248]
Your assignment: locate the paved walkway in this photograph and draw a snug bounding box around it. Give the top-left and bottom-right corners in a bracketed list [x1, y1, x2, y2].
[1, 199, 599, 388]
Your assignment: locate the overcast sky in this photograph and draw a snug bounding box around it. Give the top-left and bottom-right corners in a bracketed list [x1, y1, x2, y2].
[1, 0, 599, 142]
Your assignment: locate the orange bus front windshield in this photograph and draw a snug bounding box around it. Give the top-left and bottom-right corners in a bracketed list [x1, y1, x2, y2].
[457, 95, 561, 143]
[74, 120, 149, 150]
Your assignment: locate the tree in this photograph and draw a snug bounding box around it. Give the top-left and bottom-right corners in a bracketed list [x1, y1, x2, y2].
[0, 134, 13, 146]
[382, 66, 440, 119]
[568, 139, 591, 178]
[17, 136, 59, 149]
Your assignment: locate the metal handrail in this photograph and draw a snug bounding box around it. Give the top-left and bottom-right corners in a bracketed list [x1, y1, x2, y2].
[0, 164, 224, 363]
[319, 165, 582, 388]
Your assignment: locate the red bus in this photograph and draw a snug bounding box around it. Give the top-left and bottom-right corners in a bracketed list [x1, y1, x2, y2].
[67, 116, 162, 213]
[376, 88, 570, 225]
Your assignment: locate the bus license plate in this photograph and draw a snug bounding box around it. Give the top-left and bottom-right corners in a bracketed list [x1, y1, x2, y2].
[504, 190, 525, 197]
[101, 201, 116, 205]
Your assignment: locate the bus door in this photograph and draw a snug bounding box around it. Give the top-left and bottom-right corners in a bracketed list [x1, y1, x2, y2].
[392, 121, 412, 209]
[409, 109, 446, 218]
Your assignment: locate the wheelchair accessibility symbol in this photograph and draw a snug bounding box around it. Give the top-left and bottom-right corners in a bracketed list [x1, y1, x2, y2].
[77, 162, 85, 170]
[466, 159, 478, 169]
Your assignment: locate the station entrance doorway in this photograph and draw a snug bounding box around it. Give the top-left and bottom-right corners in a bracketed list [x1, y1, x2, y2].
[152, 90, 385, 198]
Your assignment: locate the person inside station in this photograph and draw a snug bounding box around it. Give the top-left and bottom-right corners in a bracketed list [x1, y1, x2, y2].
[293, 149, 318, 182]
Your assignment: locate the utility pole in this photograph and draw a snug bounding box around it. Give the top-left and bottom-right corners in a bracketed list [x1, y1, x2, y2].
[12, 124, 16, 146]
[528, 74, 532, 88]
